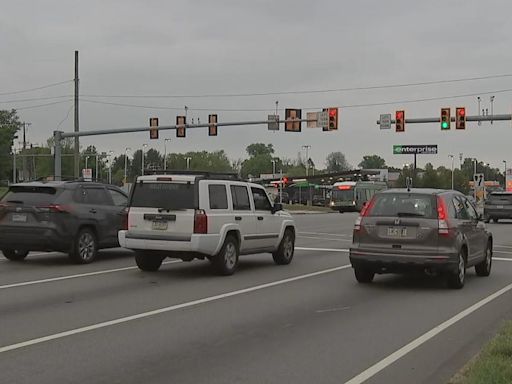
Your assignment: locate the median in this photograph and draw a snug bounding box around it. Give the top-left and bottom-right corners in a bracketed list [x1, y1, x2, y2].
[283, 204, 334, 214]
[449, 320, 512, 384]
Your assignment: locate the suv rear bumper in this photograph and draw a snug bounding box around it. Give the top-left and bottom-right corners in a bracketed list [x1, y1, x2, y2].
[118, 230, 221, 256]
[484, 208, 512, 219]
[349, 248, 459, 273]
[0, 225, 71, 252]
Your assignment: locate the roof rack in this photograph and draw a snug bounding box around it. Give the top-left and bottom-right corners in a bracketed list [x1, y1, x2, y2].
[143, 169, 243, 181]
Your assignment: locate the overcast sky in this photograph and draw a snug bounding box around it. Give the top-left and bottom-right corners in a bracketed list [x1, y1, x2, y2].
[2, 0, 512, 171]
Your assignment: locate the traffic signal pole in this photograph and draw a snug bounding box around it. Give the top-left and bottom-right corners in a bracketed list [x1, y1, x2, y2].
[377, 113, 512, 125]
[52, 118, 317, 180]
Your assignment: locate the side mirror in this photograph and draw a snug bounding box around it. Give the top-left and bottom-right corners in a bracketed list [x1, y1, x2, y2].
[272, 203, 283, 213]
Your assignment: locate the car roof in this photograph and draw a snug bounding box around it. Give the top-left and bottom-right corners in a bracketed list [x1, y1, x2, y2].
[381, 188, 455, 195]
[10, 181, 114, 189]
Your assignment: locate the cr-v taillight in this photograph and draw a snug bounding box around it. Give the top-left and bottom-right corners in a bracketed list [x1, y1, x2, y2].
[194, 209, 208, 234]
[437, 196, 449, 236]
[354, 197, 376, 231]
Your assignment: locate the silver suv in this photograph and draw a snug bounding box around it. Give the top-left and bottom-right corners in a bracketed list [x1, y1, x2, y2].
[349, 189, 493, 289]
[118, 172, 296, 275]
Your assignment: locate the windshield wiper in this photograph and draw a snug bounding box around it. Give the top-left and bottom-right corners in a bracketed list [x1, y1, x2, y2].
[6, 200, 23, 204]
[396, 212, 425, 217]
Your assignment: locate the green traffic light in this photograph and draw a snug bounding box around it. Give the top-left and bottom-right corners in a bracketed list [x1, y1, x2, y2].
[441, 121, 449, 129]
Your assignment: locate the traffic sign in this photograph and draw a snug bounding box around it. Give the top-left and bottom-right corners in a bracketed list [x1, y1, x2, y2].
[474, 173, 485, 214]
[379, 114, 391, 129]
[208, 114, 218, 136]
[82, 168, 92, 181]
[318, 110, 328, 130]
[267, 115, 279, 130]
[393, 144, 438, 155]
[284, 109, 302, 132]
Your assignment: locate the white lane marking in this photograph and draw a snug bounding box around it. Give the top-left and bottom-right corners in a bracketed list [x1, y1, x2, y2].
[298, 235, 351, 242]
[296, 247, 350, 253]
[0, 264, 352, 354]
[495, 257, 512, 262]
[495, 244, 512, 249]
[299, 232, 350, 237]
[316, 306, 350, 313]
[0, 260, 182, 290]
[494, 250, 512, 255]
[344, 282, 512, 384]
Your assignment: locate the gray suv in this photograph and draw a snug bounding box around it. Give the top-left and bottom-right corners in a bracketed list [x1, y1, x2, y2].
[349, 189, 493, 289]
[0, 181, 128, 263]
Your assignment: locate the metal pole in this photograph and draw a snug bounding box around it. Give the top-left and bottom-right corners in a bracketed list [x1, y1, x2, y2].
[142, 145, 147, 175]
[95, 154, 99, 181]
[74, 50, 80, 178]
[124, 147, 130, 184]
[279, 169, 283, 204]
[503, 160, 507, 188]
[85, 156, 89, 170]
[54, 131, 62, 181]
[449, 155, 454, 190]
[12, 148, 16, 183]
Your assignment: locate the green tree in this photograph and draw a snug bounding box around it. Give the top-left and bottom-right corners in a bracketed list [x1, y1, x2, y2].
[246, 143, 274, 158]
[358, 155, 386, 169]
[0, 109, 22, 182]
[326, 152, 350, 173]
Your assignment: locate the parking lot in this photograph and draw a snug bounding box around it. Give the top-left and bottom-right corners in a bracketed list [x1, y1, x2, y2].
[1, 213, 512, 384]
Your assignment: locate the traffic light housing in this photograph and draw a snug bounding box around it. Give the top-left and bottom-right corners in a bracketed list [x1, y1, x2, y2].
[208, 114, 218, 136]
[441, 108, 451, 130]
[455, 107, 466, 129]
[328, 108, 338, 130]
[176, 116, 186, 138]
[149, 117, 159, 139]
[285, 109, 302, 132]
[395, 110, 405, 132]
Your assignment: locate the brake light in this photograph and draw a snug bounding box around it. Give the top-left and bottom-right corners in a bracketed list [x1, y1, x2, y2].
[122, 207, 129, 230]
[437, 197, 449, 235]
[194, 209, 208, 234]
[355, 197, 376, 231]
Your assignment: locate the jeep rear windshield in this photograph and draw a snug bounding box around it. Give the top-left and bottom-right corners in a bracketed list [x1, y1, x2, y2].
[0, 186, 60, 206]
[130, 182, 196, 209]
[368, 193, 437, 218]
[488, 193, 512, 205]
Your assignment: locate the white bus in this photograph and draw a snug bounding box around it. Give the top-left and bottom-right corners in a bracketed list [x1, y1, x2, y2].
[330, 181, 387, 213]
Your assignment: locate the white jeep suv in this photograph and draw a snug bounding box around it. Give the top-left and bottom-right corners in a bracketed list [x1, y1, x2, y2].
[118, 172, 296, 275]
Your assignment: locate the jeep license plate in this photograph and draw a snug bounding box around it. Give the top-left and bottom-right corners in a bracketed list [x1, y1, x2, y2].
[152, 221, 168, 230]
[387, 227, 407, 237]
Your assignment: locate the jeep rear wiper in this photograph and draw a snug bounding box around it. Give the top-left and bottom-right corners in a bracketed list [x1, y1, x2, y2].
[157, 207, 186, 212]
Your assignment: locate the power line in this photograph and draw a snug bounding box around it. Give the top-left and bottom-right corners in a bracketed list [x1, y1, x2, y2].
[15, 100, 73, 111]
[81, 88, 512, 112]
[0, 95, 72, 104]
[81, 73, 512, 99]
[0, 80, 73, 96]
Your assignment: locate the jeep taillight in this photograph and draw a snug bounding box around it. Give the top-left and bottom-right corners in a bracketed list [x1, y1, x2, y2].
[437, 196, 449, 236]
[194, 209, 208, 234]
[122, 207, 129, 230]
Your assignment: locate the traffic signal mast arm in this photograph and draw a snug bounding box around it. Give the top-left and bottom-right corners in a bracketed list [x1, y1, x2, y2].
[377, 113, 512, 125]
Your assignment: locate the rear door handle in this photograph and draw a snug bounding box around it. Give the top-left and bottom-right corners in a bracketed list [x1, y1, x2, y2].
[235, 216, 242, 221]
[257, 216, 264, 221]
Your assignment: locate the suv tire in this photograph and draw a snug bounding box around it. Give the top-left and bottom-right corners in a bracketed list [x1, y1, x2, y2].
[447, 250, 466, 289]
[2, 249, 29, 261]
[475, 242, 492, 277]
[272, 229, 295, 265]
[492, 218, 499, 223]
[354, 267, 375, 283]
[135, 252, 165, 272]
[69, 228, 98, 264]
[212, 235, 239, 276]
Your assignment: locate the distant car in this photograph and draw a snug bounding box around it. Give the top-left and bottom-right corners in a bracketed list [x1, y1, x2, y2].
[312, 195, 326, 207]
[274, 191, 290, 204]
[349, 188, 493, 289]
[484, 192, 512, 223]
[0, 181, 128, 263]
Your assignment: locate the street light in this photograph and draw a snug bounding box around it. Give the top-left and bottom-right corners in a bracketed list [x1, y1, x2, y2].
[302, 145, 311, 176]
[186, 156, 192, 170]
[142, 144, 148, 175]
[503, 160, 507, 189]
[448, 155, 454, 190]
[164, 139, 171, 171]
[271, 159, 277, 176]
[85, 155, 90, 170]
[108, 150, 114, 184]
[124, 147, 131, 184]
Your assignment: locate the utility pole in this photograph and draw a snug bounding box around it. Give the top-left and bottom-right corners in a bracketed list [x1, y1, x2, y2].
[21, 122, 31, 180]
[302, 145, 311, 176]
[74, 50, 80, 178]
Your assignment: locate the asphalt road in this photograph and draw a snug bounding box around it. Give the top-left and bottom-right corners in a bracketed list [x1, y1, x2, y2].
[1, 213, 512, 384]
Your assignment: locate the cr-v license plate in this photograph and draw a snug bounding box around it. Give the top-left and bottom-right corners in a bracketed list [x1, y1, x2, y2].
[387, 227, 407, 237]
[152, 221, 168, 230]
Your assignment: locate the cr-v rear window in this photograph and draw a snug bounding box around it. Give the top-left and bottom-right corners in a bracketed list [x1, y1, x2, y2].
[488, 193, 512, 205]
[130, 182, 195, 209]
[369, 193, 437, 218]
[1, 186, 60, 206]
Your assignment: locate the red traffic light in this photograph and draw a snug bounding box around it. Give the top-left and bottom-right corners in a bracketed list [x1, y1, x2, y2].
[458, 108, 465, 116]
[282, 176, 289, 184]
[396, 111, 404, 119]
[395, 110, 405, 132]
[455, 107, 466, 130]
[329, 109, 336, 117]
